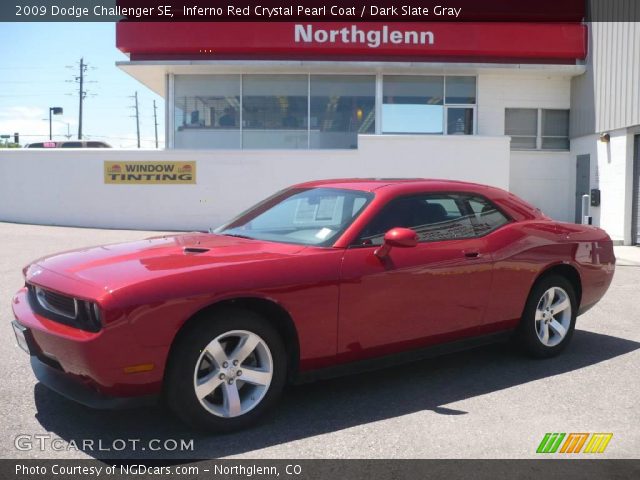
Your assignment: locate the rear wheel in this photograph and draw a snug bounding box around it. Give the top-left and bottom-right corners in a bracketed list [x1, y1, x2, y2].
[165, 308, 286, 432]
[517, 274, 577, 358]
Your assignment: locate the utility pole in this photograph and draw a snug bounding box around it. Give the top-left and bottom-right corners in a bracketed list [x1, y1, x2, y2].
[131, 91, 141, 148]
[76, 57, 87, 140]
[153, 100, 159, 149]
[67, 58, 95, 140]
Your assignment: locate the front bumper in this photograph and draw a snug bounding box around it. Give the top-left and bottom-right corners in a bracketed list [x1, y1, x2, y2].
[12, 286, 166, 400]
[30, 355, 157, 409]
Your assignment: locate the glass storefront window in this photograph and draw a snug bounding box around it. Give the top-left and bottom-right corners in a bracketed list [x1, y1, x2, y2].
[242, 75, 308, 149]
[382, 76, 444, 134]
[310, 75, 376, 149]
[172, 74, 479, 149]
[445, 76, 477, 104]
[174, 75, 241, 149]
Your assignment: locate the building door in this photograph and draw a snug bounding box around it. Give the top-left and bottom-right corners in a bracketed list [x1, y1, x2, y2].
[575, 155, 591, 223]
[633, 135, 640, 245]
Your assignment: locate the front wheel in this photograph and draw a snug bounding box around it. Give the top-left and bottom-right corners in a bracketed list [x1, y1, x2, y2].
[517, 274, 577, 358]
[165, 308, 287, 432]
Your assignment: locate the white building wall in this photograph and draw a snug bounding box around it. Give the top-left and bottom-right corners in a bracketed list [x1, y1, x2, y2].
[572, 129, 637, 244]
[508, 151, 576, 222]
[0, 70, 585, 231]
[478, 73, 575, 221]
[0, 135, 510, 231]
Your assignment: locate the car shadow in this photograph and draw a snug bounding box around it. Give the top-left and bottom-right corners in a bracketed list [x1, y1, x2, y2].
[32, 330, 640, 459]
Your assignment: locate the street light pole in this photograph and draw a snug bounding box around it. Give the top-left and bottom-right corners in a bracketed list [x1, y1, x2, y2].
[49, 107, 63, 141]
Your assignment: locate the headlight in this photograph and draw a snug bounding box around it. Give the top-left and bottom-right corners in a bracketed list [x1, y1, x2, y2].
[79, 300, 103, 332]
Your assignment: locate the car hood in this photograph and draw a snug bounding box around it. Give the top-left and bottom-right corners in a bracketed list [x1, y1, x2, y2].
[27, 233, 307, 294]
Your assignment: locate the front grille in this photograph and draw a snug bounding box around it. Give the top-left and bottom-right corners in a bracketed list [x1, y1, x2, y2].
[39, 288, 77, 318]
[26, 284, 102, 332]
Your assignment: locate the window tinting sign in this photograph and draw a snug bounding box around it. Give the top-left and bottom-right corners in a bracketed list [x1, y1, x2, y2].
[104, 161, 196, 184]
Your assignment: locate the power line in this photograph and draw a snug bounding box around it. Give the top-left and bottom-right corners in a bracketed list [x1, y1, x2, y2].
[0, 93, 67, 97]
[0, 81, 65, 84]
[85, 134, 157, 141]
[0, 67, 59, 70]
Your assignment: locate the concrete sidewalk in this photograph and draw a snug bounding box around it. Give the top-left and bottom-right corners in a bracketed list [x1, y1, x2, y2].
[614, 246, 640, 266]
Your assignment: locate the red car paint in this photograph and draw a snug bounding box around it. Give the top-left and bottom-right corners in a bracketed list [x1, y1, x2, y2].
[12, 179, 615, 401]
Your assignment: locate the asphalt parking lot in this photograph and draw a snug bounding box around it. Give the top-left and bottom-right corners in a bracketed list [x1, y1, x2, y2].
[0, 222, 638, 460]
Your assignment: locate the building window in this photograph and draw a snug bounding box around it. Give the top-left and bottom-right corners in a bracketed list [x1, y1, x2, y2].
[382, 76, 476, 135]
[174, 75, 241, 149]
[382, 76, 444, 134]
[447, 108, 474, 135]
[242, 75, 308, 149]
[505, 108, 537, 149]
[505, 108, 569, 151]
[310, 75, 375, 149]
[541, 109, 570, 150]
[172, 74, 478, 149]
[445, 76, 477, 104]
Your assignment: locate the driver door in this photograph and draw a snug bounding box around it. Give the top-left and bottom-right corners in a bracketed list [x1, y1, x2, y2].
[337, 193, 494, 361]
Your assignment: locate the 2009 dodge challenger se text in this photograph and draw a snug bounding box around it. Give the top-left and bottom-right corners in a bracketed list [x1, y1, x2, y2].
[11, 179, 615, 431]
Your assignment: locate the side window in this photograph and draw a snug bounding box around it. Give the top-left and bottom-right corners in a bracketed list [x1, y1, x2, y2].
[357, 194, 477, 246]
[467, 196, 509, 235]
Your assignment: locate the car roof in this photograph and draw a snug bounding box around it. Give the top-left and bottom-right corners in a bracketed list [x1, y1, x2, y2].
[293, 178, 546, 221]
[294, 178, 496, 193]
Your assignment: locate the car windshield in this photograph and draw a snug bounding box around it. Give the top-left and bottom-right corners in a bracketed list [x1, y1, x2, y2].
[215, 187, 373, 246]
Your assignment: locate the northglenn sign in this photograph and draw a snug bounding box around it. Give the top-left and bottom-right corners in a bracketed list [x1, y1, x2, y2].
[117, 22, 586, 62]
[295, 24, 434, 48]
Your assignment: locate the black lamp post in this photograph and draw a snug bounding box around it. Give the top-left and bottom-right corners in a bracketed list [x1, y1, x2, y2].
[49, 107, 63, 140]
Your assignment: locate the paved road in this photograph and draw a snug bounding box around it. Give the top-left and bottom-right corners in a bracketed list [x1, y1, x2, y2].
[1, 222, 638, 459]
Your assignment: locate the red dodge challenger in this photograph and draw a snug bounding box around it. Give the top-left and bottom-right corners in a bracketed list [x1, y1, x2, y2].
[11, 179, 615, 431]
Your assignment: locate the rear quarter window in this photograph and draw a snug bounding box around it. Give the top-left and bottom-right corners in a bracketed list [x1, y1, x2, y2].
[467, 196, 510, 235]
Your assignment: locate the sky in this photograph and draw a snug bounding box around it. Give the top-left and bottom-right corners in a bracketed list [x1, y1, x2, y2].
[0, 23, 164, 148]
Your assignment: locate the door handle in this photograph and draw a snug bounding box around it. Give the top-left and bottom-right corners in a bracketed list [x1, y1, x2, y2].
[464, 251, 481, 258]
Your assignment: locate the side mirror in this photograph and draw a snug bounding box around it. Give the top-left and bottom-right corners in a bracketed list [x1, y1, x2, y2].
[374, 227, 418, 258]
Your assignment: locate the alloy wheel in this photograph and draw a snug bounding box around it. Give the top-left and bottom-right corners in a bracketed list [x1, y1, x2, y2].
[535, 286, 572, 347]
[193, 330, 273, 418]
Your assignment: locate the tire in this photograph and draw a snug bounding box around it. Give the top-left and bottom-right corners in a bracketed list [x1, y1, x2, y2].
[517, 274, 577, 358]
[165, 307, 287, 432]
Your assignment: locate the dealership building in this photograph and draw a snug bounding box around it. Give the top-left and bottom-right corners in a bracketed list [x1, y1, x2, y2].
[1, 15, 639, 245]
